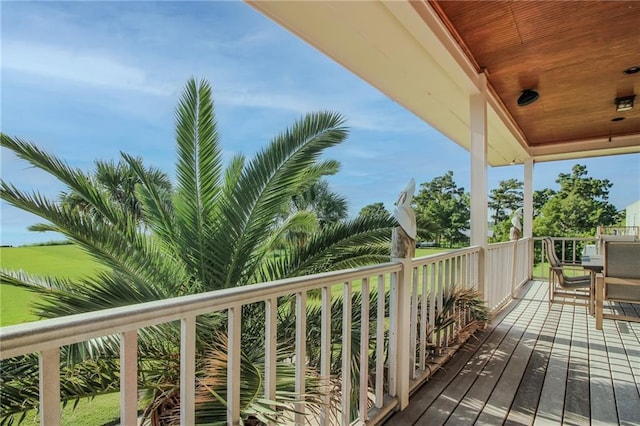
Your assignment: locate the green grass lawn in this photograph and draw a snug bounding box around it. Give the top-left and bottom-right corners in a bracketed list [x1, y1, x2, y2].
[0, 244, 104, 278]
[12, 394, 123, 426]
[0, 245, 119, 425]
[0, 245, 105, 326]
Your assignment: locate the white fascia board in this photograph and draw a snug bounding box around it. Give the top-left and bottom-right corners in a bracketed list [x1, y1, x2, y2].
[530, 133, 640, 163]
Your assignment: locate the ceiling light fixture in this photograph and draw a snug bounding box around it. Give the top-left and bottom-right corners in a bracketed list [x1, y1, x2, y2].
[615, 95, 636, 112]
[623, 66, 640, 75]
[517, 89, 540, 107]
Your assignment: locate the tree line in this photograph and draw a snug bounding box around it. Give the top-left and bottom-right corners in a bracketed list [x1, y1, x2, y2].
[359, 164, 624, 246]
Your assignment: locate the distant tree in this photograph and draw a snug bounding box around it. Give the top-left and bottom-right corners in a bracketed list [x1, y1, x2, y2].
[487, 178, 523, 242]
[284, 178, 348, 247]
[29, 157, 171, 233]
[533, 164, 621, 237]
[295, 179, 348, 229]
[414, 171, 469, 246]
[489, 178, 523, 223]
[359, 202, 389, 218]
[533, 188, 556, 218]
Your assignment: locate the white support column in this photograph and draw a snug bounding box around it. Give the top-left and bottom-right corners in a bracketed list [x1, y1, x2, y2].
[470, 73, 488, 298]
[524, 159, 534, 239]
[524, 159, 534, 279]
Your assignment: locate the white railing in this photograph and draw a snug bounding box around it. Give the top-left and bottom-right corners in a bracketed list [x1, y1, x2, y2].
[1, 263, 404, 425]
[485, 238, 531, 313]
[407, 247, 481, 391]
[0, 243, 530, 425]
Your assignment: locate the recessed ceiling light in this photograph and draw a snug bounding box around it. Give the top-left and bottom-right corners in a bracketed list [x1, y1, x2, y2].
[517, 89, 539, 107]
[623, 66, 640, 75]
[611, 117, 626, 122]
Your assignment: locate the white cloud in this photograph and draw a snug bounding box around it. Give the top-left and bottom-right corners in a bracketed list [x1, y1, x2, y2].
[2, 40, 174, 96]
[216, 88, 314, 114]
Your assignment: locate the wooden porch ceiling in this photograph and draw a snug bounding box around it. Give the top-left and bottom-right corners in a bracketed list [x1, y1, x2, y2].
[431, 0, 640, 154]
[246, 1, 640, 166]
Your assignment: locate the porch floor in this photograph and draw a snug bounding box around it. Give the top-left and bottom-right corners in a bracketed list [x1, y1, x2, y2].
[385, 280, 640, 425]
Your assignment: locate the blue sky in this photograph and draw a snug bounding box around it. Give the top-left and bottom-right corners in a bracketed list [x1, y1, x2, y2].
[2, 1, 639, 246]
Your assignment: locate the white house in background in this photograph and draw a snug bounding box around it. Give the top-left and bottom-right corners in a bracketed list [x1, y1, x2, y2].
[627, 200, 640, 227]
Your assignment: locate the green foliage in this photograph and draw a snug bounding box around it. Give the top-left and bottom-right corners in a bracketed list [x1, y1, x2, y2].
[533, 164, 622, 237]
[282, 179, 348, 248]
[488, 178, 523, 224]
[19, 240, 72, 246]
[358, 202, 389, 218]
[487, 178, 524, 242]
[0, 78, 395, 423]
[414, 171, 470, 246]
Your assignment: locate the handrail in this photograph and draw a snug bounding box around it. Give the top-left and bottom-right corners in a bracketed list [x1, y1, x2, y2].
[412, 245, 480, 262]
[0, 262, 401, 359]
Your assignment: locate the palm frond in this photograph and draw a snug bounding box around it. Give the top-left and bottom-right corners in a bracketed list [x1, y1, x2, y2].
[222, 154, 245, 196]
[27, 223, 58, 232]
[122, 153, 177, 248]
[220, 111, 348, 287]
[259, 214, 395, 280]
[173, 78, 224, 286]
[1, 134, 123, 226]
[1, 182, 187, 298]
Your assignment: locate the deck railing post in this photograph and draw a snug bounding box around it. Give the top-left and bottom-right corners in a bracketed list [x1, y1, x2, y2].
[510, 240, 518, 298]
[477, 247, 486, 305]
[390, 227, 414, 410]
[39, 348, 60, 426]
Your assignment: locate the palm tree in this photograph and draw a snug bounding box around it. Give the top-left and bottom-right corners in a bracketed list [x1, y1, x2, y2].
[28, 157, 172, 234]
[0, 78, 395, 424]
[282, 178, 348, 249]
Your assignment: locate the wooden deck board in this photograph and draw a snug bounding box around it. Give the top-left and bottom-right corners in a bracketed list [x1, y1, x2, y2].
[442, 285, 545, 425]
[443, 311, 529, 425]
[602, 316, 640, 425]
[504, 301, 561, 426]
[474, 286, 550, 425]
[617, 304, 640, 398]
[385, 280, 640, 426]
[534, 304, 573, 424]
[387, 282, 543, 425]
[588, 311, 619, 426]
[563, 302, 590, 425]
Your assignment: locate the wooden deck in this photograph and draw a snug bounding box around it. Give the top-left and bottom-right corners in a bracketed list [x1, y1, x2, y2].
[386, 280, 640, 425]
